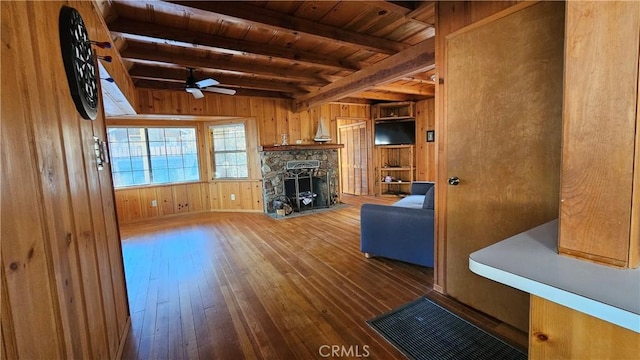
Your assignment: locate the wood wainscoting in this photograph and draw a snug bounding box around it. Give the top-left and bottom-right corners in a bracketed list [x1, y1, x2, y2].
[115, 181, 263, 224]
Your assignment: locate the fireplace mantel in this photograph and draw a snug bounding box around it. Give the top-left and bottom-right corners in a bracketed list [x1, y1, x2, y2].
[260, 144, 344, 152]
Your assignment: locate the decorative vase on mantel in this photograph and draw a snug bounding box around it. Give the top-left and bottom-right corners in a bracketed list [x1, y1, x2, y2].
[314, 117, 332, 142]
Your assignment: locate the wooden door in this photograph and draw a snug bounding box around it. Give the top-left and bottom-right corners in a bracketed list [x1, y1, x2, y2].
[339, 122, 368, 195]
[443, 2, 565, 332]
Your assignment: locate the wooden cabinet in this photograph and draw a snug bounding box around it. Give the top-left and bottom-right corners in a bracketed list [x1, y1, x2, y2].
[376, 145, 415, 196]
[559, 1, 640, 268]
[372, 101, 415, 120]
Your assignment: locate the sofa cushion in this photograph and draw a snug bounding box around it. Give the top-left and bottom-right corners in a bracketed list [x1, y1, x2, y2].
[423, 186, 435, 209]
[392, 195, 424, 209]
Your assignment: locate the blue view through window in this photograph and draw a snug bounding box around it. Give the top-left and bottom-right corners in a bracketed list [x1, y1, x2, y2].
[107, 127, 200, 188]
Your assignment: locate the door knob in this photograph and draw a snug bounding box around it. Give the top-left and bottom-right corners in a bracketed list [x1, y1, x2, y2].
[448, 176, 460, 186]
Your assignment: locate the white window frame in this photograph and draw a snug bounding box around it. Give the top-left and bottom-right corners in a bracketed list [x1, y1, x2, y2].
[209, 123, 249, 180]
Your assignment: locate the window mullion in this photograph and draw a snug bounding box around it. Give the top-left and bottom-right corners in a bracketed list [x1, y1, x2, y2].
[145, 128, 153, 184]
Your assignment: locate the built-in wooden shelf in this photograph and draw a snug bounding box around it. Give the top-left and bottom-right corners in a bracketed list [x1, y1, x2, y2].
[260, 144, 344, 151]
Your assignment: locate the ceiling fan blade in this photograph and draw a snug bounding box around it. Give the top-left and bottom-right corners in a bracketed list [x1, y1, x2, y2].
[202, 87, 236, 95]
[185, 87, 204, 99]
[195, 78, 219, 88]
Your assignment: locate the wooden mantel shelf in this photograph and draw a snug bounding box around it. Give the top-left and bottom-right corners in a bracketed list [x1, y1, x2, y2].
[260, 144, 344, 151]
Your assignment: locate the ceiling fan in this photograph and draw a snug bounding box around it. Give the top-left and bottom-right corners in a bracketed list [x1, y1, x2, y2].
[184, 68, 236, 98]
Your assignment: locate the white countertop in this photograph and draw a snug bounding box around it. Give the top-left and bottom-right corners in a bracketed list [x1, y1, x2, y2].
[469, 219, 640, 333]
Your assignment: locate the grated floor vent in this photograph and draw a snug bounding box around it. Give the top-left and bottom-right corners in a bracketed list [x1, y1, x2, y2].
[367, 297, 527, 360]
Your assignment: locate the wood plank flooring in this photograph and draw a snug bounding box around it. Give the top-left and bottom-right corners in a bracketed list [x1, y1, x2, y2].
[120, 195, 527, 359]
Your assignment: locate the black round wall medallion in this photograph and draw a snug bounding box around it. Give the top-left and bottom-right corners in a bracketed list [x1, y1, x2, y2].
[59, 6, 98, 120]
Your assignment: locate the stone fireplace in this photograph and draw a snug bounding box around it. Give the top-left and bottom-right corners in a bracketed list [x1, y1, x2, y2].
[260, 145, 341, 214]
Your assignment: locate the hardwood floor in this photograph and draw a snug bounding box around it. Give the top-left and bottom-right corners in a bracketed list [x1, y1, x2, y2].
[119, 195, 527, 359]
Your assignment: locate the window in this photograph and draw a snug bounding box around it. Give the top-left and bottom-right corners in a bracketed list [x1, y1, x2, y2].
[210, 124, 248, 179]
[107, 127, 199, 188]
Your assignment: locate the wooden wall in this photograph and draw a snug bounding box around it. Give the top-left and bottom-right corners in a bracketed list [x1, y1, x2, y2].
[415, 98, 436, 181]
[109, 91, 370, 222]
[529, 296, 640, 359]
[115, 181, 264, 223]
[1, 1, 128, 358]
[136, 89, 370, 147]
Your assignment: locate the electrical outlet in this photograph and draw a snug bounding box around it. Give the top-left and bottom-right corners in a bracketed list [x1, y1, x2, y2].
[151, 200, 157, 207]
[230, 194, 236, 201]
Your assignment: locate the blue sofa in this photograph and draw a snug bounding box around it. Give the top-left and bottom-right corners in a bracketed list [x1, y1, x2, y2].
[360, 182, 435, 267]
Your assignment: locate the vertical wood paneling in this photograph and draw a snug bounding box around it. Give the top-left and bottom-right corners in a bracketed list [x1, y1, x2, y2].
[251, 180, 264, 210]
[559, 0, 640, 268]
[20, 2, 101, 358]
[61, 92, 111, 359]
[289, 111, 302, 143]
[1, 5, 63, 353]
[529, 295, 640, 359]
[118, 189, 142, 222]
[186, 183, 205, 211]
[94, 149, 130, 340]
[415, 99, 436, 181]
[222, 182, 241, 209]
[2, 1, 128, 358]
[156, 186, 175, 216]
[200, 182, 212, 211]
[260, 99, 278, 145]
[299, 110, 312, 144]
[210, 182, 222, 210]
[115, 180, 263, 223]
[136, 89, 370, 147]
[1, 270, 18, 359]
[139, 187, 159, 219]
[239, 181, 255, 209]
[173, 184, 190, 213]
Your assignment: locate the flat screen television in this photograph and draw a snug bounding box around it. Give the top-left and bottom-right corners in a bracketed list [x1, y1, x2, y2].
[374, 119, 416, 145]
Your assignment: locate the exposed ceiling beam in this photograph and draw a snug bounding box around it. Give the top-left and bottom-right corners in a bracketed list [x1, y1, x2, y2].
[374, 84, 435, 96]
[120, 46, 332, 86]
[293, 38, 435, 110]
[129, 65, 307, 94]
[407, 2, 437, 25]
[367, 1, 435, 28]
[169, 1, 408, 55]
[109, 19, 361, 72]
[95, 0, 119, 24]
[350, 91, 415, 102]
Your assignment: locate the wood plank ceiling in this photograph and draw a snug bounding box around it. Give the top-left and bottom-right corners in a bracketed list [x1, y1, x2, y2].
[97, 1, 436, 109]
